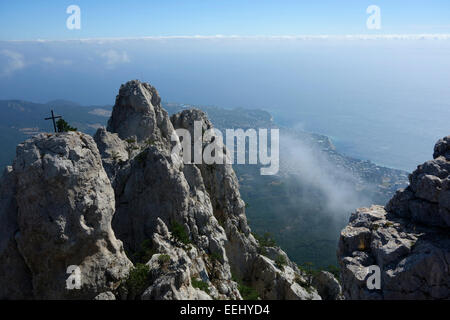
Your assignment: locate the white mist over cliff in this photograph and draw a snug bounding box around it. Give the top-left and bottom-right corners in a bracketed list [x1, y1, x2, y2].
[280, 132, 371, 215]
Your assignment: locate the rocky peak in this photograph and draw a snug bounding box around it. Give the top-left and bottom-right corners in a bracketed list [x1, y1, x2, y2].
[0, 132, 132, 299]
[338, 136, 450, 299]
[433, 136, 450, 160]
[387, 135, 450, 227]
[0, 80, 341, 300]
[107, 80, 173, 147]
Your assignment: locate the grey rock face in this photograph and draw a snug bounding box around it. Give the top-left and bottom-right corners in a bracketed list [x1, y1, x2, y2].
[171, 109, 255, 278]
[386, 136, 450, 227]
[0, 166, 33, 299]
[0, 79, 339, 300]
[141, 218, 240, 300]
[338, 205, 450, 299]
[101, 81, 328, 300]
[338, 136, 450, 299]
[433, 136, 450, 160]
[104, 81, 242, 299]
[9, 132, 132, 299]
[170, 108, 323, 300]
[250, 255, 320, 300]
[312, 271, 343, 300]
[107, 80, 173, 148]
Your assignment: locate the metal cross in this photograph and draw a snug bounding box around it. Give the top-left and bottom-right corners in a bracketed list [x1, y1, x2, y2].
[44, 110, 62, 133]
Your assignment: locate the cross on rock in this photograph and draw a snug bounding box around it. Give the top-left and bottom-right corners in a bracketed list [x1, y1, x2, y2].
[45, 110, 62, 133]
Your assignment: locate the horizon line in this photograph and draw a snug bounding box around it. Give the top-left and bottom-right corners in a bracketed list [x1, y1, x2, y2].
[3, 33, 450, 42]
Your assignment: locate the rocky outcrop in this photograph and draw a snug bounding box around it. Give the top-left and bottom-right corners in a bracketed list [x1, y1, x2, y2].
[338, 136, 450, 299]
[387, 135, 450, 227]
[93, 127, 129, 184]
[171, 109, 257, 280]
[107, 80, 173, 148]
[0, 166, 33, 300]
[0, 132, 132, 299]
[170, 108, 321, 300]
[99, 80, 325, 300]
[0, 79, 338, 300]
[141, 218, 240, 300]
[312, 271, 343, 300]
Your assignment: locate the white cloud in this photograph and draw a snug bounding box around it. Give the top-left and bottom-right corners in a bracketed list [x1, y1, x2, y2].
[4, 34, 450, 43]
[41, 56, 73, 65]
[99, 50, 130, 69]
[0, 49, 25, 76]
[41, 56, 55, 64]
[88, 108, 111, 117]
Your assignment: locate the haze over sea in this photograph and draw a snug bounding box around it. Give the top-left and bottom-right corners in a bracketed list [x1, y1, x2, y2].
[1, 37, 449, 171]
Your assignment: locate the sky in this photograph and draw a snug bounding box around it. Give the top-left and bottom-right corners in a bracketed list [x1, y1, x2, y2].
[1, 0, 450, 40]
[0, 1, 449, 171]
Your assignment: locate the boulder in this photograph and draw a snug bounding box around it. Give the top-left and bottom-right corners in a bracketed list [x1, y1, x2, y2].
[11, 132, 132, 299]
[312, 271, 343, 300]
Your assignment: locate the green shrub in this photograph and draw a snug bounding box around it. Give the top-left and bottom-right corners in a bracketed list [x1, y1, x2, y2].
[111, 151, 121, 162]
[238, 283, 259, 300]
[124, 263, 150, 296]
[170, 221, 191, 245]
[324, 264, 340, 280]
[252, 232, 276, 247]
[191, 277, 210, 294]
[294, 274, 309, 287]
[209, 252, 222, 262]
[158, 254, 171, 265]
[297, 262, 316, 278]
[231, 273, 259, 300]
[275, 254, 287, 271]
[132, 239, 156, 264]
[258, 246, 268, 257]
[145, 138, 155, 147]
[56, 119, 77, 132]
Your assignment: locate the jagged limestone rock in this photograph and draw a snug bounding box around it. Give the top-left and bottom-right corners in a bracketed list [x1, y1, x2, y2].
[105, 81, 240, 299]
[93, 127, 129, 184]
[141, 218, 240, 300]
[10, 132, 132, 299]
[0, 79, 340, 300]
[101, 80, 326, 300]
[107, 79, 173, 148]
[387, 136, 450, 227]
[433, 136, 450, 160]
[0, 166, 33, 299]
[170, 108, 322, 300]
[311, 271, 343, 300]
[338, 136, 450, 299]
[171, 109, 257, 278]
[339, 205, 450, 299]
[250, 255, 320, 300]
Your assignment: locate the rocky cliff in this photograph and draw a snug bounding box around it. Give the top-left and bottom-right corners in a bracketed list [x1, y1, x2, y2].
[0, 80, 338, 300]
[338, 136, 450, 299]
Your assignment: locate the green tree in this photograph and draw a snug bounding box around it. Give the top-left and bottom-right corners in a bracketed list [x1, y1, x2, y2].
[56, 119, 77, 132]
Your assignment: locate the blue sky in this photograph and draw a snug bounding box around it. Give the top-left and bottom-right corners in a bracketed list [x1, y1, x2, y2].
[0, 1, 450, 171]
[1, 0, 450, 40]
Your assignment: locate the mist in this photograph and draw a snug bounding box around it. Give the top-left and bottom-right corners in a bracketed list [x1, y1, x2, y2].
[280, 131, 372, 217]
[1, 38, 449, 171]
